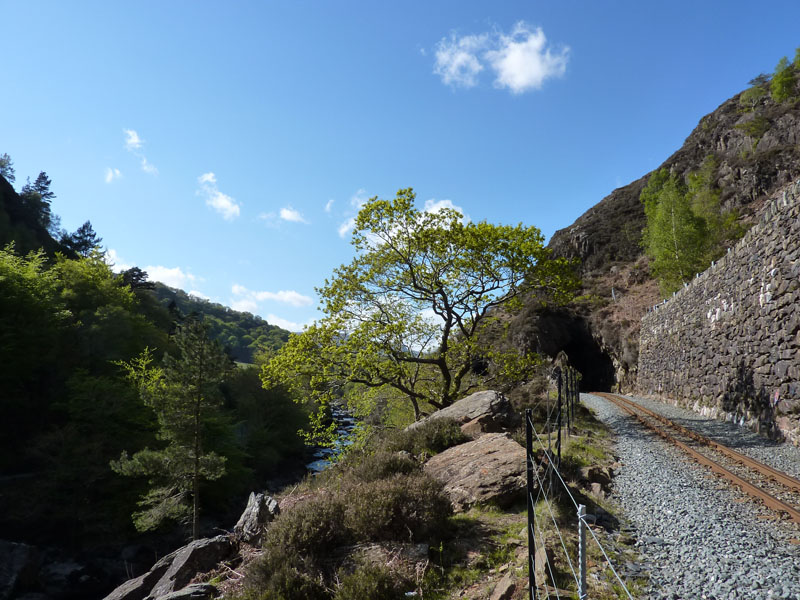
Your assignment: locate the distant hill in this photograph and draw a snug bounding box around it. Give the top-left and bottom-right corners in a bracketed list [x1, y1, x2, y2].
[151, 282, 291, 363]
[514, 63, 800, 390]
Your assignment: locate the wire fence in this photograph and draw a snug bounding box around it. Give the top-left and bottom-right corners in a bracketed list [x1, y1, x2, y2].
[525, 365, 635, 600]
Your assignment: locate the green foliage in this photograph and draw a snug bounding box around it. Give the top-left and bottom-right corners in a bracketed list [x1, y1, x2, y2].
[343, 473, 452, 541]
[333, 563, 411, 600]
[112, 320, 233, 538]
[152, 283, 290, 362]
[0, 153, 14, 182]
[641, 160, 743, 296]
[263, 495, 351, 560]
[738, 85, 767, 112]
[263, 188, 578, 435]
[384, 418, 468, 458]
[338, 450, 419, 483]
[61, 220, 102, 257]
[735, 114, 770, 140]
[770, 56, 797, 102]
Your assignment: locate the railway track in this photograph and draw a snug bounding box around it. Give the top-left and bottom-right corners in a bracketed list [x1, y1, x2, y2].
[595, 392, 800, 525]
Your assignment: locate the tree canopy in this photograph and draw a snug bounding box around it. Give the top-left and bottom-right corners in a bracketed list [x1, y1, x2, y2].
[262, 188, 578, 430]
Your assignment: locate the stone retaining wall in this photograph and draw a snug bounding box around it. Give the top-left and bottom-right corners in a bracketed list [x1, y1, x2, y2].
[637, 179, 800, 444]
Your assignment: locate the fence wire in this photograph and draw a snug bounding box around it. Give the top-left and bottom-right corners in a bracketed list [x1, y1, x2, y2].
[526, 365, 635, 600]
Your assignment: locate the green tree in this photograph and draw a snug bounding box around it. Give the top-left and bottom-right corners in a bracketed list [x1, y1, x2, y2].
[112, 319, 232, 539]
[262, 188, 577, 429]
[0, 153, 15, 182]
[738, 85, 767, 111]
[61, 220, 102, 257]
[770, 56, 797, 102]
[641, 169, 709, 295]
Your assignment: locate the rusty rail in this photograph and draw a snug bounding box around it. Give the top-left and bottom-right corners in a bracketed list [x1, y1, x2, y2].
[596, 392, 800, 524]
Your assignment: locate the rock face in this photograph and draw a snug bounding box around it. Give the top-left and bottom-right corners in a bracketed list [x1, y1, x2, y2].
[233, 492, 279, 545]
[407, 390, 516, 434]
[0, 541, 39, 600]
[423, 433, 527, 511]
[103, 536, 236, 600]
[638, 180, 800, 443]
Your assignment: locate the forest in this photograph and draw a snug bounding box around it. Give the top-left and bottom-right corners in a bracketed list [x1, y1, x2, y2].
[0, 163, 306, 559]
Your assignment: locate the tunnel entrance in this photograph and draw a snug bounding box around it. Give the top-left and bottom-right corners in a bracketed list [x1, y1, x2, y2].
[516, 307, 616, 392]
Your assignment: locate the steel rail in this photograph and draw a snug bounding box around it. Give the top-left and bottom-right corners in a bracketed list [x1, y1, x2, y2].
[608, 393, 800, 493]
[595, 392, 800, 524]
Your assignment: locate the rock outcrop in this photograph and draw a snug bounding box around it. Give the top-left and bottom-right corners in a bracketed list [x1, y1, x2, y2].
[407, 390, 516, 435]
[103, 536, 236, 600]
[233, 492, 279, 545]
[423, 433, 527, 511]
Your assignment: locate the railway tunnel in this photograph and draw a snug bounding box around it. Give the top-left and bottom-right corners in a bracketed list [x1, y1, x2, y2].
[512, 307, 616, 392]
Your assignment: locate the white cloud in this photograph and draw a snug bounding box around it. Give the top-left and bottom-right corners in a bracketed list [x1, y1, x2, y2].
[188, 290, 210, 301]
[145, 265, 198, 289]
[432, 22, 568, 94]
[434, 32, 488, 88]
[197, 172, 241, 220]
[231, 298, 259, 313]
[266, 313, 313, 333]
[140, 157, 159, 175]
[324, 199, 335, 213]
[105, 248, 133, 272]
[280, 206, 309, 224]
[123, 129, 158, 175]
[232, 284, 313, 307]
[123, 129, 142, 150]
[104, 167, 122, 183]
[486, 23, 569, 94]
[338, 217, 356, 238]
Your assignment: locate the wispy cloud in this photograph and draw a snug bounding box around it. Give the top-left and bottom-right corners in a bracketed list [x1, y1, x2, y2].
[338, 188, 370, 238]
[104, 167, 122, 183]
[197, 172, 241, 220]
[123, 129, 142, 150]
[232, 283, 313, 307]
[280, 206, 309, 224]
[432, 22, 568, 94]
[123, 129, 159, 175]
[325, 199, 335, 213]
[434, 32, 488, 88]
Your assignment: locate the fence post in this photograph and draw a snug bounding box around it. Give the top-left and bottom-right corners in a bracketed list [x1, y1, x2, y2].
[556, 368, 562, 470]
[526, 408, 535, 600]
[578, 504, 588, 599]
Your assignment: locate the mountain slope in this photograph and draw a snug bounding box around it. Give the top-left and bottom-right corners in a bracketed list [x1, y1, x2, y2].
[517, 75, 800, 390]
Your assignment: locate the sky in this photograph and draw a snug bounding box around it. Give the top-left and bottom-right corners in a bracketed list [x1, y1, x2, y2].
[2, 1, 799, 331]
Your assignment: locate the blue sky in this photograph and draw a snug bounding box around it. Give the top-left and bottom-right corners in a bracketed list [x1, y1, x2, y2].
[2, 1, 799, 330]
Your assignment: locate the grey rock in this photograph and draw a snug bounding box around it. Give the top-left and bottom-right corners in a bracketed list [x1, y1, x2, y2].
[423, 432, 527, 511]
[489, 573, 515, 600]
[233, 492, 279, 544]
[149, 536, 236, 599]
[406, 390, 515, 434]
[155, 583, 218, 600]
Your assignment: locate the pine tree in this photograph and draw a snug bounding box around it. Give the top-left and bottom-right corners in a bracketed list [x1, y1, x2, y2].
[112, 318, 232, 539]
[62, 220, 102, 257]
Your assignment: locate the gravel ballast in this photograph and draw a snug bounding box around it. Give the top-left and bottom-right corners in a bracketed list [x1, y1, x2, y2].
[581, 393, 800, 600]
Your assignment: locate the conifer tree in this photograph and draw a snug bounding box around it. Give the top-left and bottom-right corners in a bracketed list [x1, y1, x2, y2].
[112, 318, 232, 539]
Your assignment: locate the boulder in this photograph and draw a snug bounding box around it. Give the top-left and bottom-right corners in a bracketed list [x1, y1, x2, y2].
[406, 390, 516, 434]
[423, 433, 527, 511]
[148, 536, 236, 599]
[0, 541, 40, 600]
[233, 492, 279, 545]
[489, 573, 516, 600]
[103, 536, 236, 600]
[155, 584, 218, 600]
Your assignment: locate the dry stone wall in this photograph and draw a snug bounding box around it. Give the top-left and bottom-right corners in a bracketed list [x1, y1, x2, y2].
[637, 179, 800, 444]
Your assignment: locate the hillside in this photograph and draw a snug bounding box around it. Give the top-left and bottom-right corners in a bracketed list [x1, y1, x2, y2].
[151, 283, 290, 363]
[515, 70, 800, 390]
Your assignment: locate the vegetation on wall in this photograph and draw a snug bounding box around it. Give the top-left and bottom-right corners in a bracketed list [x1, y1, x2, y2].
[641, 156, 744, 295]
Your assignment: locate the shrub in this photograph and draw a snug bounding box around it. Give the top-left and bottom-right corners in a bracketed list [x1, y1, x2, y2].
[333, 563, 412, 600]
[344, 473, 452, 542]
[384, 418, 468, 457]
[344, 450, 420, 482]
[263, 494, 350, 560]
[243, 555, 329, 600]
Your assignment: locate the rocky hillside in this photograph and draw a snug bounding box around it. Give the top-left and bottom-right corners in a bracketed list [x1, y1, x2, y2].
[515, 74, 800, 390]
